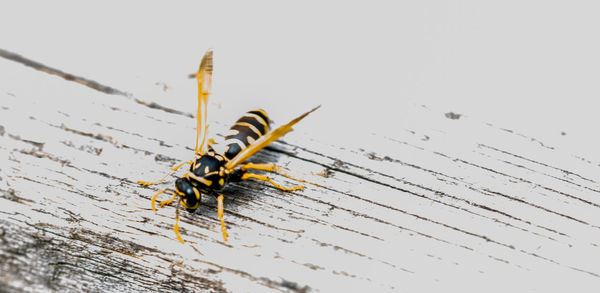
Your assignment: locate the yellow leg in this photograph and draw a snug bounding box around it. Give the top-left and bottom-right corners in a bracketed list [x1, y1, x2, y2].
[241, 162, 310, 188]
[241, 162, 324, 188]
[217, 195, 229, 242]
[241, 162, 278, 172]
[241, 173, 304, 191]
[138, 160, 192, 186]
[174, 201, 184, 243]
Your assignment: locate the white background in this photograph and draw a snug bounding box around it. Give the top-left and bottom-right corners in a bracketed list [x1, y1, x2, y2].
[2, 0, 599, 159]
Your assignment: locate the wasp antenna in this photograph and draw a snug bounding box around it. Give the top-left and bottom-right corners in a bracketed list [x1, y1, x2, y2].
[174, 200, 185, 243]
[151, 189, 169, 212]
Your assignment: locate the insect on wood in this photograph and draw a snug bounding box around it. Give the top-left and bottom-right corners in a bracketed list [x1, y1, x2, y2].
[138, 50, 320, 242]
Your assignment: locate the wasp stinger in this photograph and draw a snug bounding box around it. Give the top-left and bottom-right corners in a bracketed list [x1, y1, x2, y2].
[138, 50, 320, 242]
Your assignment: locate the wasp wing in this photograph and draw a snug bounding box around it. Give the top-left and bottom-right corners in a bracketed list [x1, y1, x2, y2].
[224, 105, 321, 170]
[194, 50, 213, 155]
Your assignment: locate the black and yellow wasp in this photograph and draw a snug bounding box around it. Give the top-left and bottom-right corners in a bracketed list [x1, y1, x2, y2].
[138, 50, 319, 242]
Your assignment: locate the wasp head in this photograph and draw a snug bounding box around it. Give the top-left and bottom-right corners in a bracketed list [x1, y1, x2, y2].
[175, 178, 201, 212]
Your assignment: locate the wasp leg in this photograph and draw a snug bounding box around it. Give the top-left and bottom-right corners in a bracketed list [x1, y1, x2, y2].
[241, 172, 304, 191]
[241, 162, 324, 188]
[217, 195, 229, 242]
[138, 160, 193, 186]
[174, 200, 185, 243]
[240, 162, 279, 172]
[241, 162, 309, 189]
[241, 162, 303, 182]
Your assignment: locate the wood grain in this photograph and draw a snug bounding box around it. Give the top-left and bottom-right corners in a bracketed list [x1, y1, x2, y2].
[1, 50, 600, 292]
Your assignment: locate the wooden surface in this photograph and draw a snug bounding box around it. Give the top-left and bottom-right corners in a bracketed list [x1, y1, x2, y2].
[2, 49, 600, 292]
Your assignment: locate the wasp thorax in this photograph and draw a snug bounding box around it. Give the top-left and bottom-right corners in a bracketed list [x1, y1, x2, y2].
[189, 154, 228, 191]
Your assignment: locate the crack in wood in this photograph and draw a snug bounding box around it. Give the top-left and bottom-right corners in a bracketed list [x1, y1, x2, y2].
[479, 144, 600, 194]
[0, 48, 128, 96]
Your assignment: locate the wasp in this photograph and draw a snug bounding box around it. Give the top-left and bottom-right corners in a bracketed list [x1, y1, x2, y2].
[138, 50, 320, 242]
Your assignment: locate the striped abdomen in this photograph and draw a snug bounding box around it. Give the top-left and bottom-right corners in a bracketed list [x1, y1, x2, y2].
[223, 109, 270, 160]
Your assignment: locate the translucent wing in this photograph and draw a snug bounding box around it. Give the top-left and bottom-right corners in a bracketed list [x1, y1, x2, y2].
[224, 105, 321, 170]
[194, 50, 213, 155]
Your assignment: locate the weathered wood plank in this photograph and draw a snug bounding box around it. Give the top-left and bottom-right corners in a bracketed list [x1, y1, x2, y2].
[1, 51, 600, 292]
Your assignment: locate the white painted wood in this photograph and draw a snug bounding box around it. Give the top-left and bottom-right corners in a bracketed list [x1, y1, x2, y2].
[1, 51, 600, 292]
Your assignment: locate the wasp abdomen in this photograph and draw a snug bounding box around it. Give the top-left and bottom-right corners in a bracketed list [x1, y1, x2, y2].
[224, 110, 270, 160]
